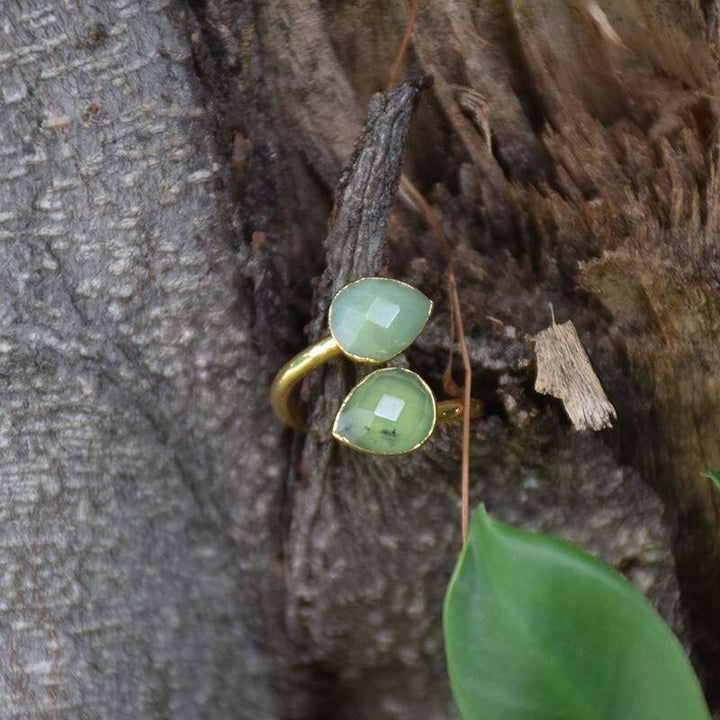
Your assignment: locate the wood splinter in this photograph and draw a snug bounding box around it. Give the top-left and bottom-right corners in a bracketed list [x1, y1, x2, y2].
[533, 316, 617, 432]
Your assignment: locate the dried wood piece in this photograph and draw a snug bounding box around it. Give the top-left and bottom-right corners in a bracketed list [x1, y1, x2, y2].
[583, 1, 626, 48]
[309, 78, 429, 343]
[302, 79, 427, 422]
[533, 320, 617, 431]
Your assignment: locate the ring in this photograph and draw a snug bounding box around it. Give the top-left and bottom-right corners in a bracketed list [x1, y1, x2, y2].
[270, 277, 481, 455]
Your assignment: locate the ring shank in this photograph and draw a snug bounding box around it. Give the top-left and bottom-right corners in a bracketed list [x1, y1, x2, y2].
[270, 335, 343, 430]
[437, 398, 483, 423]
[271, 335, 481, 432]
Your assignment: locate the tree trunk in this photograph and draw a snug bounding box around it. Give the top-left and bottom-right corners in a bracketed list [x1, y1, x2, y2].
[1, 1, 718, 718]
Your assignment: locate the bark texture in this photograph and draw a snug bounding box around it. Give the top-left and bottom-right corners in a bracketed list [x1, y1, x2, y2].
[1, 0, 719, 718]
[0, 2, 282, 717]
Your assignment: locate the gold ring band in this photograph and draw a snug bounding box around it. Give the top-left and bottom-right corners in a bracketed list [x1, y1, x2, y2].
[270, 334, 481, 432]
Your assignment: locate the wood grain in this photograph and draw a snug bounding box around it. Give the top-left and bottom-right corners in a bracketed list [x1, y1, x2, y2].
[534, 320, 617, 431]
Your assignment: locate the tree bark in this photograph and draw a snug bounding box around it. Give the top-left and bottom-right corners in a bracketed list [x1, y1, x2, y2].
[1, 1, 718, 718]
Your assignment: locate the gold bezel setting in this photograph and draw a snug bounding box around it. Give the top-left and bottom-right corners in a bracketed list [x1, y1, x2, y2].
[328, 277, 434, 364]
[331, 367, 438, 456]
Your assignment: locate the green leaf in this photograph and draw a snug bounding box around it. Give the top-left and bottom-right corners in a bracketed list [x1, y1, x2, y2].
[701, 470, 720, 491]
[444, 507, 710, 720]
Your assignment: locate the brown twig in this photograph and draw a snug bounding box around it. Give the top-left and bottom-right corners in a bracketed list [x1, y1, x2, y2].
[388, 0, 422, 89]
[443, 292, 462, 397]
[388, 0, 473, 543]
[398, 176, 473, 543]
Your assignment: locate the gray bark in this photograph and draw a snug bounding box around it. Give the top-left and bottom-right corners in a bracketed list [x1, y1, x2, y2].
[0, 2, 280, 717]
[0, 0, 716, 718]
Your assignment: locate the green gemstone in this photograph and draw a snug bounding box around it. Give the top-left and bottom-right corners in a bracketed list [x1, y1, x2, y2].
[333, 368, 436, 455]
[329, 278, 432, 362]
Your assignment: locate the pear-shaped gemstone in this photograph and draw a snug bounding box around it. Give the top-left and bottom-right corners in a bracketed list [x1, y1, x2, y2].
[329, 278, 432, 362]
[333, 368, 436, 455]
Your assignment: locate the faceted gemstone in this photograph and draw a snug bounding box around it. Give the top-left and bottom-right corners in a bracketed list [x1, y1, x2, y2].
[333, 368, 436, 454]
[329, 278, 432, 362]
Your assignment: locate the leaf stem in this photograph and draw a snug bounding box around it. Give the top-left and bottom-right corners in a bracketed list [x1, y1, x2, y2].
[388, 0, 421, 89]
[398, 176, 472, 543]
